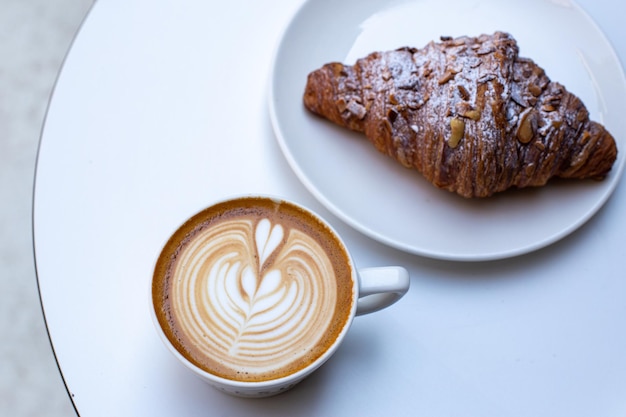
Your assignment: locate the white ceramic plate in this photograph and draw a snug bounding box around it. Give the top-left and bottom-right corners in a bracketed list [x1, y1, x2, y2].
[269, 0, 626, 261]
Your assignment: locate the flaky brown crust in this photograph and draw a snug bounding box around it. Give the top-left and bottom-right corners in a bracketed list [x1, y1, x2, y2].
[303, 32, 618, 198]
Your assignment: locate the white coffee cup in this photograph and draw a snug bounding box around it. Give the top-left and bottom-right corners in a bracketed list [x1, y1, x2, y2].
[150, 195, 409, 397]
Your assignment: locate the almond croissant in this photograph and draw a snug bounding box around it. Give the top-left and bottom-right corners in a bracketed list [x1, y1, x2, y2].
[303, 32, 617, 198]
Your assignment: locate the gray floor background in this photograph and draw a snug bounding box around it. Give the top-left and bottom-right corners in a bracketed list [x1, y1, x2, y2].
[1, 1, 94, 415]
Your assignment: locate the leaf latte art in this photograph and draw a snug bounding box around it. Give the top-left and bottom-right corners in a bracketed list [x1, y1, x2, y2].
[155, 200, 354, 383]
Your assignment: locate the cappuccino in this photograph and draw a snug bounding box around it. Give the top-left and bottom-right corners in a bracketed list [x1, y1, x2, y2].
[152, 197, 354, 382]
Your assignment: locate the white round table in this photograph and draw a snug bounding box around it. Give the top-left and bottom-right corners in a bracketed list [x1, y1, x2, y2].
[34, 0, 626, 415]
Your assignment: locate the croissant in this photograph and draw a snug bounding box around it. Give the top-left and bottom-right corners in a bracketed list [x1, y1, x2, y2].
[303, 32, 618, 198]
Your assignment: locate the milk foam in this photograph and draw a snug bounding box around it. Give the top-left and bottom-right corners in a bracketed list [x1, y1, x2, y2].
[169, 216, 338, 378]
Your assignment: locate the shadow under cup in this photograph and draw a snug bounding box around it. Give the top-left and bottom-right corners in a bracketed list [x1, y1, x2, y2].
[151, 196, 360, 397]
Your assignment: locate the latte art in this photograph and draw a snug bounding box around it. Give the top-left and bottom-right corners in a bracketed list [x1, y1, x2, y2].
[154, 198, 354, 382]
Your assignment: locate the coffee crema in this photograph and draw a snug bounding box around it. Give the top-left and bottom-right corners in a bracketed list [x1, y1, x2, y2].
[152, 197, 354, 382]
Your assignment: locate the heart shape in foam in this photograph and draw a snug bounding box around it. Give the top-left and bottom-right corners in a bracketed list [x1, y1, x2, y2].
[239, 219, 288, 318]
[255, 219, 284, 267]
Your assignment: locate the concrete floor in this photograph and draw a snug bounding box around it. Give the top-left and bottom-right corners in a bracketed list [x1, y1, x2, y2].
[0, 1, 94, 415]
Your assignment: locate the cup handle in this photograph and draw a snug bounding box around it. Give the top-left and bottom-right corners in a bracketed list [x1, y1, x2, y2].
[355, 267, 410, 316]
